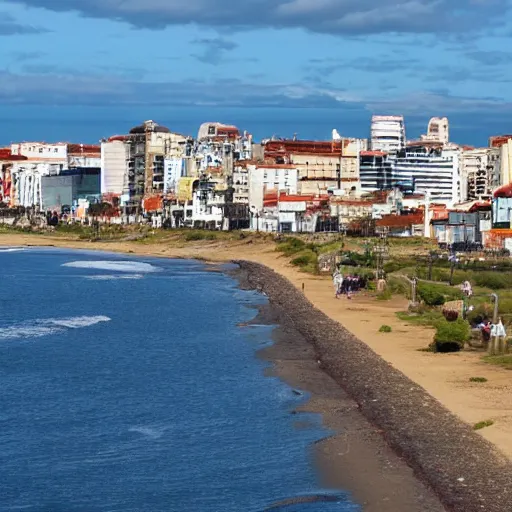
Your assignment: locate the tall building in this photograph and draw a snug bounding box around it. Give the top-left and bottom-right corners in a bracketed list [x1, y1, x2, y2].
[370, 115, 406, 153]
[359, 150, 394, 192]
[460, 147, 494, 201]
[420, 117, 449, 144]
[489, 135, 512, 187]
[393, 143, 460, 205]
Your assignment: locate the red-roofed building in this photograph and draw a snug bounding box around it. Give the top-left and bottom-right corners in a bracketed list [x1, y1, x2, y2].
[263, 137, 367, 195]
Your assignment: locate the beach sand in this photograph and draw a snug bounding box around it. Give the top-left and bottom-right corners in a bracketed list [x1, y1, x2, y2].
[2, 232, 512, 510]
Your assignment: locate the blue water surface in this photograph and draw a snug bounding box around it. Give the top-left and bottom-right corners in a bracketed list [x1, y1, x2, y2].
[0, 248, 359, 512]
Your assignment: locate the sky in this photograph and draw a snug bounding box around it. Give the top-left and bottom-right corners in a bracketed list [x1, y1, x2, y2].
[1, 0, 512, 145]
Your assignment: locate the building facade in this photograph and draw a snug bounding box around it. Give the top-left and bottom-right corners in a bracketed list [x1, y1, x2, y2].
[370, 115, 406, 153]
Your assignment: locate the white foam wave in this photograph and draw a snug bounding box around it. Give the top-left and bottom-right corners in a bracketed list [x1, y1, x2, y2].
[0, 315, 111, 341]
[0, 247, 25, 252]
[62, 260, 159, 273]
[47, 315, 111, 329]
[85, 274, 143, 281]
[128, 426, 166, 439]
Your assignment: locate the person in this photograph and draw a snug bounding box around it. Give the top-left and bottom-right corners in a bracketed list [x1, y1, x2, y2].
[478, 318, 491, 344]
[333, 269, 343, 299]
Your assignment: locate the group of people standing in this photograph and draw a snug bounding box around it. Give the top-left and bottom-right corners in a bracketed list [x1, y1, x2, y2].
[332, 269, 366, 299]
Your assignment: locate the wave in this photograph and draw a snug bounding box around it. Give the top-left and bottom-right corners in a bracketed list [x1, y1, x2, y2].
[0, 315, 111, 341]
[128, 426, 166, 440]
[62, 260, 159, 273]
[0, 247, 25, 252]
[85, 274, 144, 281]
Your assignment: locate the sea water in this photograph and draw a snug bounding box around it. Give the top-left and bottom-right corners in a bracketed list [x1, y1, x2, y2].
[0, 248, 359, 511]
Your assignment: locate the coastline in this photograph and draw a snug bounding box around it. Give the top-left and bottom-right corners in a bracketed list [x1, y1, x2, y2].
[234, 266, 445, 511]
[235, 260, 512, 512]
[2, 234, 512, 510]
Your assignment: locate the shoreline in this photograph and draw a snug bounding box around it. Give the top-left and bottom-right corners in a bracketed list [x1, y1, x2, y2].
[234, 268, 445, 511]
[2, 235, 512, 510]
[234, 261, 512, 512]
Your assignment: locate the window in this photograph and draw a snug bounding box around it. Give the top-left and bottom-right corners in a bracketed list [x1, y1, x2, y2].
[54, 148, 59, 153]
[39, 148, 43, 153]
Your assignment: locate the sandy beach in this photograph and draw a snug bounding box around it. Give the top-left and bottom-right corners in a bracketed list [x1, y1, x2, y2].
[2, 232, 512, 510]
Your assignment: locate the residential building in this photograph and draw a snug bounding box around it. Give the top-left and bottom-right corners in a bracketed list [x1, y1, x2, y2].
[233, 164, 249, 204]
[393, 143, 460, 205]
[370, 115, 406, 153]
[67, 144, 101, 168]
[460, 147, 493, 201]
[100, 140, 129, 196]
[0, 148, 27, 206]
[11, 142, 68, 163]
[248, 164, 298, 211]
[120, 120, 189, 205]
[359, 150, 393, 192]
[489, 135, 512, 187]
[420, 117, 449, 144]
[263, 138, 365, 195]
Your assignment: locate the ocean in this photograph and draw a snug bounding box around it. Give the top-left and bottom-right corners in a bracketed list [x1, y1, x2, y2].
[0, 248, 359, 512]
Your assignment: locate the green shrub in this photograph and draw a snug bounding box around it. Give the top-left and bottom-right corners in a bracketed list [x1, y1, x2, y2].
[386, 276, 410, 298]
[473, 420, 494, 430]
[418, 283, 445, 306]
[431, 318, 471, 352]
[417, 282, 463, 306]
[276, 237, 310, 256]
[469, 377, 488, 383]
[473, 272, 511, 290]
[290, 250, 318, 273]
[379, 324, 392, 333]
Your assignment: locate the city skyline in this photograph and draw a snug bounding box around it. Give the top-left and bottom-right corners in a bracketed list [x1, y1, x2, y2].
[1, 1, 512, 146]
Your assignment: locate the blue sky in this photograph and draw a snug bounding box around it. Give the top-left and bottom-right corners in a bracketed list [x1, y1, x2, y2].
[1, 0, 512, 145]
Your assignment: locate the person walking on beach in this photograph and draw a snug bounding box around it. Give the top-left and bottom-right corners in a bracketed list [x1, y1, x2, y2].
[333, 269, 343, 298]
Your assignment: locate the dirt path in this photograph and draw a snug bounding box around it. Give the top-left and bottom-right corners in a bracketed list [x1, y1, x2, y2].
[3, 233, 512, 459]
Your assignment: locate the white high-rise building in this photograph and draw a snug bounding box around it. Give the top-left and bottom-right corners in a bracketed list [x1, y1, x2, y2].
[393, 143, 460, 205]
[420, 117, 449, 144]
[370, 115, 406, 153]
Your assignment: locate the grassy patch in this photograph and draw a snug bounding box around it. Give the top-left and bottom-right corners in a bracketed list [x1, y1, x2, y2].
[290, 250, 318, 274]
[379, 324, 392, 333]
[469, 377, 488, 383]
[182, 230, 219, 242]
[396, 310, 444, 327]
[473, 420, 494, 430]
[482, 354, 512, 370]
[376, 288, 393, 301]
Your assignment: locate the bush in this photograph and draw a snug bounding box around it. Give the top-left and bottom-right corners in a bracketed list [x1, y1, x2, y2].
[418, 283, 445, 306]
[290, 250, 318, 273]
[469, 377, 488, 383]
[387, 276, 410, 298]
[431, 318, 471, 352]
[417, 282, 463, 306]
[379, 325, 392, 333]
[473, 420, 494, 430]
[276, 237, 307, 256]
[473, 272, 511, 290]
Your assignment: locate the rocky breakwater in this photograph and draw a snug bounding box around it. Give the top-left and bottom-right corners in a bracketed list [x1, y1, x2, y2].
[234, 260, 512, 512]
